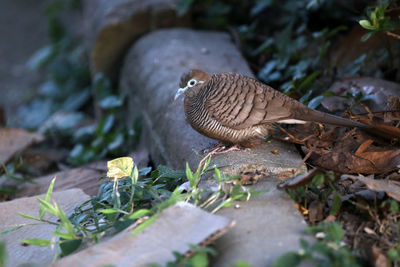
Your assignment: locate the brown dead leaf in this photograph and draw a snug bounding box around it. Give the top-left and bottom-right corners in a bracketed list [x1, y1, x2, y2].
[305, 135, 400, 174]
[21, 147, 69, 173]
[371, 245, 388, 267]
[0, 128, 44, 166]
[295, 203, 309, 216]
[278, 168, 321, 189]
[358, 116, 400, 140]
[324, 215, 336, 223]
[342, 174, 400, 201]
[308, 200, 324, 224]
[17, 161, 107, 197]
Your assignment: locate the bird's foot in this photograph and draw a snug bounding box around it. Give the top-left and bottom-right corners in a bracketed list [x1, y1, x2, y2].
[213, 144, 246, 154]
[200, 143, 225, 154]
[201, 143, 247, 155]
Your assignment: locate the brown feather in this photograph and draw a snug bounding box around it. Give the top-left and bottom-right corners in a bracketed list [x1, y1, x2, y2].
[179, 70, 367, 145]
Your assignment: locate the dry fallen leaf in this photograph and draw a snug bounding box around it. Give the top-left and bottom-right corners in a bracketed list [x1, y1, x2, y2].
[342, 174, 400, 201]
[308, 200, 324, 224]
[0, 128, 44, 165]
[372, 245, 388, 267]
[278, 168, 321, 189]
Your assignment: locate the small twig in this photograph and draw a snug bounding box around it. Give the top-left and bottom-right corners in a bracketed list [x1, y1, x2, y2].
[385, 31, 400, 40]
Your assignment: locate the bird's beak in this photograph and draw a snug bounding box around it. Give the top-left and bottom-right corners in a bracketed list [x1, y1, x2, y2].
[174, 87, 187, 100]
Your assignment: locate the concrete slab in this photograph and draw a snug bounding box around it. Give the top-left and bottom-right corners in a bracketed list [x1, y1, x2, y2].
[53, 202, 234, 267]
[0, 189, 90, 267]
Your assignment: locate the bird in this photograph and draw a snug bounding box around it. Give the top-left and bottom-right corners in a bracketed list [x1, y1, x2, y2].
[174, 69, 368, 147]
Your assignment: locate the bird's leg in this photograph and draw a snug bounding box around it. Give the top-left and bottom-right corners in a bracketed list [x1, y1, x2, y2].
[200, 142, 247, 156]
[200, 142, 226, 154]
[212, 144, 244, 154]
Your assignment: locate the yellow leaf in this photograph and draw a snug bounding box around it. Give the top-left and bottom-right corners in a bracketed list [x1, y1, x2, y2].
[107, 157, 134, 179]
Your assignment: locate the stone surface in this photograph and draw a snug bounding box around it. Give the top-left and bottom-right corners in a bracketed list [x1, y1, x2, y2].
[83, 0, 190, 80]
[17, 161, 107, 197]
[321, 77, 400, 114]
[213, 178, 308, 266]
[0, 189, 90, 267]
[53, 202, 234, 267]
[120, 28, 308, 264]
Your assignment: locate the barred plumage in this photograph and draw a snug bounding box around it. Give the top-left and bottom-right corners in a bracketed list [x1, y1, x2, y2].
[176, 69, 366, 146]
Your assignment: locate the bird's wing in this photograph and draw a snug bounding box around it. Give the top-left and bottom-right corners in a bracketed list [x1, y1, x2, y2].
[204, 74, 294, 130]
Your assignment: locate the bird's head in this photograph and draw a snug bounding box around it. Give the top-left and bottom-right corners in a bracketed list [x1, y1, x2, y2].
[174, 69, 211, 100]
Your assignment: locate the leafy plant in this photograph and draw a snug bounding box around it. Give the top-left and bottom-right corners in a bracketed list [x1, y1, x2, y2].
[273, 222, 361, 267]
[23, 0, 90, 131]
[359, 2, 400, 41]
[8, 156, 256, 259]
[67, 74, 140, 166]
[21, 0, 138, 166]
[287, 172, 338, 215]
[150, 244, 217, 267]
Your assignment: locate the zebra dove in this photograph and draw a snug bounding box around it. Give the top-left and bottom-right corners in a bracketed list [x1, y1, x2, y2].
[174, 69, 366, 146]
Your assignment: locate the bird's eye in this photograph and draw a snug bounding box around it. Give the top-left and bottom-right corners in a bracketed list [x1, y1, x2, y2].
[187, 79, 197, 87]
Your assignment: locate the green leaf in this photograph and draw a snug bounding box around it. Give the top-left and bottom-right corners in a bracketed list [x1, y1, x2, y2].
[251, 0, 273, 16]
[186, 163, 195, 187]
[0, 225, 23, 235]
[322, 91, 337, 97]
[107, 157, 134, 179]
[68, 144, 84, 160]
[214, 167, 222, 183]
[55, 202, 76, 236]
[307, 95, 324, 109]
[37, 198, 57, 216]
[272, 252, 301, 267]
[176, 0, 195, 17]
[59, 239, 82, 256]
[107, 133, 124, 151]
[359, 20, 376, 30]
[99, 208, 120, 214]
[131, 215, 158, 236]
[389, 200, 399, 214]
[53, 232, 77, 240]
[131, 166, 139, 185]
[97, 114, 115, 135]
[127, 209, 151, 220]
[361, 31, 375, 42]
[330, 193, 342, 215]
[48, 17, 66, 43]
[21, 238, 51, 247]
[27, 45, 55, 70]
[326, 222, 345, 243]
[62, 90, 91, 112]
[312, 173, 325, 186]
[234, 260, 252, 267]
[298, 70, 321, 92]
[99, 95, 123, 109]
[40, 177, 56, 219]
[387, 248, 399, 261]
[189, 251, 209, 267]
[93, 73, 112, 99]
[17, 212, 41, 222]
